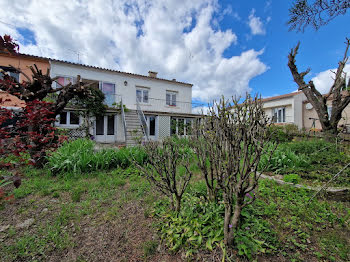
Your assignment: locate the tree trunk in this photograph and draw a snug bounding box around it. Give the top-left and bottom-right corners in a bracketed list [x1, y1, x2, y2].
[223, 194, 243, 246]
[223, 203, 232, 246]
[227, 198, 243, 246]
[175, 194, 181, 213]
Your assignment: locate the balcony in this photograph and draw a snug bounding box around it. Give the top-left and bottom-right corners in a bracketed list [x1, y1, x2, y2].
[103, 94, 205, 115]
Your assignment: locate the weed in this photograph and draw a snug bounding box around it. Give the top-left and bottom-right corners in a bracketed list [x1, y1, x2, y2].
[143, 240, 158, 257]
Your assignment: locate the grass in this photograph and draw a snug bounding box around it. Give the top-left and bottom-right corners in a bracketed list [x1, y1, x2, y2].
[1, 137, 349, 261]
[0, 166, 155, 261]
[154, 177, 350, 261]
[262, 139, 350, 187]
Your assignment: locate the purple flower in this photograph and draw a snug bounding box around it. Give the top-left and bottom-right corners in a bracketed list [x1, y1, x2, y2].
[229, 224, 233, 228]
[245, 193, 253, 199]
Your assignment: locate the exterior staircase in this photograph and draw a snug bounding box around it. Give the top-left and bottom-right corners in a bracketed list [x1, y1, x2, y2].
[124, 110, 144, 146]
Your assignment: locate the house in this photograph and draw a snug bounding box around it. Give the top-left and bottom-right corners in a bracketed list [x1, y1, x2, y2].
[302, 91, 350, 131]
[262, 91, 350, 132]
[0, 52, 200, 145]
[0, 52, 50, 82]
[49, 59, 200, 145]
[261, 91, 306, 129]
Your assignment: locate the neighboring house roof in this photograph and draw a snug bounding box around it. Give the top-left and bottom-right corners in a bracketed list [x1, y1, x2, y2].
[0, 91, 25, 108]
[0, 52, 193, 87]
[261, 91, 303, 103]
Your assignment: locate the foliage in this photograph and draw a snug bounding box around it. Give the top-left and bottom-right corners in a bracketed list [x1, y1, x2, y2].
[263, 139, 350, 185]
[259, 143, 310, 173]
[268, 124, 299, 143]
[288, 0, 350, 32]
[69, 85, 106, 116]
[0, 35, 19, 54]
[283, 173, 302, 184]
[0, 34, 105, 167]
[153, 181, 279, 260]
[48, 138, 147, 174]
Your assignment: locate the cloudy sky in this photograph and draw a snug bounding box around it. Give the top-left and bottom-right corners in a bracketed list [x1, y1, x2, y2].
[0, 0, 349, 105]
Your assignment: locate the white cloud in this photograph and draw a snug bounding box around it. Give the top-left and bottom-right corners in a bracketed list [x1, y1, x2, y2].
[0, 0, 268, 102]
[311, 64, 350, 94]
[248, 9, 266, 35]
[192, 105, 210, 115]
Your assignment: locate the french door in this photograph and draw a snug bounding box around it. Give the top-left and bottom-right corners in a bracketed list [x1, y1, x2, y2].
[95, 115, 116, 143]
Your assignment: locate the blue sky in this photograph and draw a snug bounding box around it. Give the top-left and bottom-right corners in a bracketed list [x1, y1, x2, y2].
[0, 0, 349, 106]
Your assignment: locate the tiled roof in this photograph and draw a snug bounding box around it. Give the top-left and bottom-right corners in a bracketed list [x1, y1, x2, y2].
[261, 91, 302, 102]
[0, 91, 25, 108]
[0, 52, 193, 87]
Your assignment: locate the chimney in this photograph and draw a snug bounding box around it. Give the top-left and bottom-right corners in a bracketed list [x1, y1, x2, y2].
[148, 71, 158, 78]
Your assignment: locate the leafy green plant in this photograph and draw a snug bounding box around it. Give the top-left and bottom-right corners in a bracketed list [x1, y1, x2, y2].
[153, 191, 278, 260]
[47, 139, 147, 174]
[259, 145, 310, 173]
[283, 174, 301, 184]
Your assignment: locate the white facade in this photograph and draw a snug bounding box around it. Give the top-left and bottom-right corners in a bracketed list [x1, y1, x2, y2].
[50, 61, 192, 114]
[262, 92, 306, 129]
[50, 60, 197, 144]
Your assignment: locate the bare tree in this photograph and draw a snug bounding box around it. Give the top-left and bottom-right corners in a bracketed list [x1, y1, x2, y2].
[288, 0, 350, 32]
[134, 137, 193, 212]
[205, 95, 273, 246]
[288, 38, 350, 137]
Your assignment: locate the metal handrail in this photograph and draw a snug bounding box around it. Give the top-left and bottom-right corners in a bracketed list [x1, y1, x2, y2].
[120, 98, 127, 143]
[136, 100, 149, 141]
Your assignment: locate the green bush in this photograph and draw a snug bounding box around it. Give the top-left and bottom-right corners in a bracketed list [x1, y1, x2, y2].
[47, 139, 147, 174]
[268, 124, 299, 143]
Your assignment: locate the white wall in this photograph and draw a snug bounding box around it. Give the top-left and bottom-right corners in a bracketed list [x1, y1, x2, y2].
[50, 61, 192, 114]
[262, 92, 306, 128]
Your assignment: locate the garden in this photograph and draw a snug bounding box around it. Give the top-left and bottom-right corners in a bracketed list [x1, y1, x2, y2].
[1, 98, 349, 262]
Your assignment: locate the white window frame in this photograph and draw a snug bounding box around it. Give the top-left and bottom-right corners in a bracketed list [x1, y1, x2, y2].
[273, 107, 286, 123]
[99, 81, 116, 107]
[56, 111, 80, 128]
[166, 91, 177, 106]
[170, 117, 193, 136]
[54, 76, 74, 89]
[136, 87, 149, 104]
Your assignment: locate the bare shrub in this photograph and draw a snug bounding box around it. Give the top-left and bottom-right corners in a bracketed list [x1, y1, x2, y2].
[134, 137, 193, 212]
[201, 95, 274, 246]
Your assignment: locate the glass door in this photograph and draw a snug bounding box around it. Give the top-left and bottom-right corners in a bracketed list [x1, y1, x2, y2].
[95, 115, 116, 143]
[145, 115, 157, 140]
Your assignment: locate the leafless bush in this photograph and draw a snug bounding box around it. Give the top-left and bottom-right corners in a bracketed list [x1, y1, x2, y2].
[134, 137, 193, 212]
[199, 94, 274, 246]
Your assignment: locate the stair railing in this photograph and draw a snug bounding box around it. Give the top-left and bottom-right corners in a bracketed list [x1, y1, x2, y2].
[136, 100, 149, 141]
[120, 98, 127, 143]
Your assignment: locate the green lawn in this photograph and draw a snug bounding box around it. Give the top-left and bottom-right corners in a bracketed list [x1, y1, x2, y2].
[1, 165, 349, 261]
